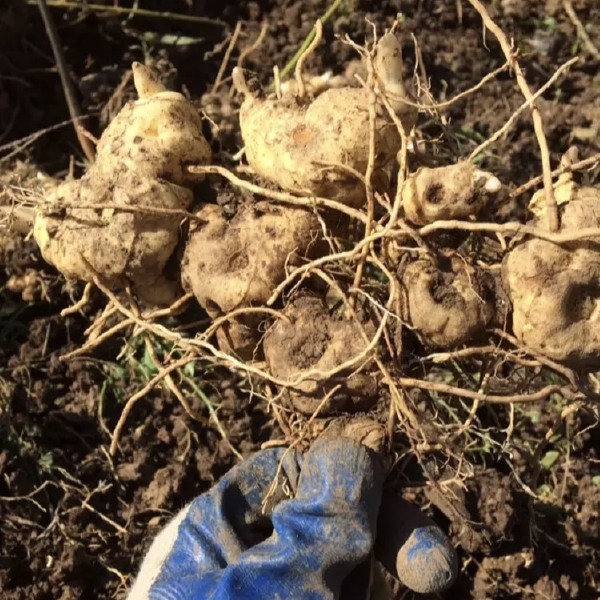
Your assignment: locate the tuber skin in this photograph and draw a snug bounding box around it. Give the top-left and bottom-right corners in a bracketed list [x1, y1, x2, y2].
[400, 257, 495, 348]
[402, 162, 502, 226]
[181, 202, 322, 358]
[503, 186, 600, 364]
[233, 33, 414, 208]
[263, 295, 379, 415]
[33, 63, 211, 306]
[373, 32, 417, 135]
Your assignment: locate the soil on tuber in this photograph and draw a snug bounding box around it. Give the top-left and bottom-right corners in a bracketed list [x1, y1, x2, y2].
[263, 294, 379, 415]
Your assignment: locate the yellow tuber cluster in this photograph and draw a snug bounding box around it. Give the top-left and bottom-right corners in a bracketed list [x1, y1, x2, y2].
[34, 63, 211, 305]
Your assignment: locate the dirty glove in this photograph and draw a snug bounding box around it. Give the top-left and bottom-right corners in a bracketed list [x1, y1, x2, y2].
[127, 437, 457, 599]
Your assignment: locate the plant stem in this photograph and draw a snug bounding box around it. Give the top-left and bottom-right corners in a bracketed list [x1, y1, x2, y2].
[37, 0, 96, 163]
[274, 0, 346, 86]
[28, 1, 227, 27]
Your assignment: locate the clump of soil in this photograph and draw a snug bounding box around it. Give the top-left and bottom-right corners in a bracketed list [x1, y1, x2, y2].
[263, 294, 379, 415]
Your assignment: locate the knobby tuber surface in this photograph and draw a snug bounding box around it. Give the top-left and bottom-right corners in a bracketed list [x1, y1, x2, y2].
[402, 162, 502, 226]
[234, 33, 414, 208]
[33, 63, 211, 305]
[182, 202, 321, 358]
[400, 258, 495, 348]
[263, 295, 379, 415]
[504, 186, 600, 364]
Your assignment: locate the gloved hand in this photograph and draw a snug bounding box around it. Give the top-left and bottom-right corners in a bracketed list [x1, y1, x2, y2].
[127, 436, 457, 599]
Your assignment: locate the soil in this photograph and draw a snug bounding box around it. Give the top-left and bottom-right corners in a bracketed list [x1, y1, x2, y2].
[1, 1, 599, 599]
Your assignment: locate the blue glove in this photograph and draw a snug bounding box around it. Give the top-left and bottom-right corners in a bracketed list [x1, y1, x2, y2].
[127, 437, 457, 599]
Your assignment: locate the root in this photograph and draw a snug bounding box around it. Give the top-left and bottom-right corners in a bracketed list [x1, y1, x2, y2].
[295, 19, 323, 98]
[467, 0, 559, 232]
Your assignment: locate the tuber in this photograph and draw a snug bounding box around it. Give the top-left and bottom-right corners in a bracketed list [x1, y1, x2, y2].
[233, 33, 415, 208]
[402, 162, 502, 226]
[182, 202, 322, 358]
[400, 257, 495, 348]
[503, 184, 600, 364]
[33, 63, 211, 305]
[263, 294, 379, 415]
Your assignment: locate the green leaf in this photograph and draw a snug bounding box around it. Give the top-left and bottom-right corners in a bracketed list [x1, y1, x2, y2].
[38, 452, 55, 473]
[183, 361, 196, 378]
[536, 483, 553, 498]
[540, 450, 560, 470]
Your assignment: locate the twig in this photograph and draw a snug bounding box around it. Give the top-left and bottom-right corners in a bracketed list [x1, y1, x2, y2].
[28, 1, 227, 27]
[467, 0, 559, 232]
[490, 328, 578, 386]
[42, 202, 203, 222]
[124, 283, 206, 432]
[0, 481, 57, 509]
[61, 282, 93, 317]
[188, 165, 368, 224]
[64, 294, 194, 360]
[510, 151, 600, 198]
[211, 22, 243, 94]
[182, 375, 243, 460]
[398, 377, 580, 405]
[470, 57, 578, 161]
[0, 117, 90, 164]
[237, 23, 269, 71]
[273, 0, 346, 86]
[349, 40, 377, 310]
[415, 219, 600, 243]
[203, 307, 289, 341]
[562, 0, 600, 60]
[82, 497, 127, 534]
[37, 0, 96, 163]
[387, 60, 510, 112]
[295, 20, 323, 98]
[143, 336, 204, 423]
[108, 353, 194, 456]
